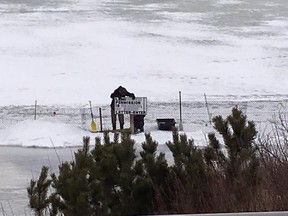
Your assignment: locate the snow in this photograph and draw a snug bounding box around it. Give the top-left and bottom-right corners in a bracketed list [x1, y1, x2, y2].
[0, 0, 288, 148]
[0, 118, 209, 148]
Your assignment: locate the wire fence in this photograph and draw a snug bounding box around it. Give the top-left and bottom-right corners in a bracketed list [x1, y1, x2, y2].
[1, 100, 288, 133]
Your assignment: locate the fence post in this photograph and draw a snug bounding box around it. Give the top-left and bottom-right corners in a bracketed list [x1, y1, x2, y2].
[204, 93, 212, 125]
[179, 91, 183, 131]
[130, 114, 135, 134]
[99, 107, 103, 132]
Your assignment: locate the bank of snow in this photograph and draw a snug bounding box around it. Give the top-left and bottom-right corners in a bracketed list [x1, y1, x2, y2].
[0, 118, 209, 148]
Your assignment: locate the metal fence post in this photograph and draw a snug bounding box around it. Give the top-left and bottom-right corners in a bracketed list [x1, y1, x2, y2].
[179, 91, 183, 131]
[99, 107, 103, 132]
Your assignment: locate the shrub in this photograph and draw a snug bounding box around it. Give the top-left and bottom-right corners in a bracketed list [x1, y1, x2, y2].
[28, 107, 288, 214]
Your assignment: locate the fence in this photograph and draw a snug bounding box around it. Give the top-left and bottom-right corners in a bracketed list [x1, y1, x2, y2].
[0, 100, 288, 134]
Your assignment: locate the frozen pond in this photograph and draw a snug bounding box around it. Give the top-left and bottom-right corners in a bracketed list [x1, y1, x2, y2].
[1, 0, 288, 105]
[0, 146, 79, 215]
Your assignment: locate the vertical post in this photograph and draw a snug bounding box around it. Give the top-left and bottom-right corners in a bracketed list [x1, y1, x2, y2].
[130, 114, 135, 134]
[179, 91, 183, 131]
[99, 107, 103, 132]
[204, 93, 212, 125]
[34, 100, 37, 120]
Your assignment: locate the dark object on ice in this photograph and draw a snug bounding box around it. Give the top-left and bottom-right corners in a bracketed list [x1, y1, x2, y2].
[156, 118, 176, 131]
[134, 115, 145, 133]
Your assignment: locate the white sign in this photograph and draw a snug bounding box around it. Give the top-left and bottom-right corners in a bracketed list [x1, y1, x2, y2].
[115, 97, 147, 115]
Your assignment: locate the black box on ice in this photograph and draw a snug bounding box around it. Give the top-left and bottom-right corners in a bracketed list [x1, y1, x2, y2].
[156, 118, 176, 131]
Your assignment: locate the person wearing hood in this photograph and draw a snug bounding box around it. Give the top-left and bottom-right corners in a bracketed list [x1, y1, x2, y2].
[110, 86, 135, 130]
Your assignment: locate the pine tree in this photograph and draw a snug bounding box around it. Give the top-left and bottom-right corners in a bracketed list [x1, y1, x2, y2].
[110, 132, 136, 214]
[136, 133, 171, 213]
[27, 166, 52, 216]
[50, 136, 95, 216]
[204, 107, 260, 208]
[166, 128, 212, 212]
[90, 132, 139, 215]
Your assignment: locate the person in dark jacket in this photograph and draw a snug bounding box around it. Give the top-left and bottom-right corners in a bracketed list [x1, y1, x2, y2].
[110, 86, 135, 130]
